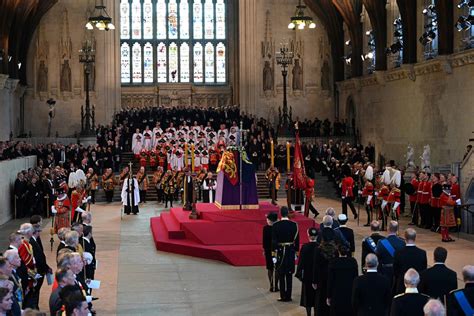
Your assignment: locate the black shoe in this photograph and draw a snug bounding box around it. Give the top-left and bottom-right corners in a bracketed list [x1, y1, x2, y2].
[363, 223, 370, 227]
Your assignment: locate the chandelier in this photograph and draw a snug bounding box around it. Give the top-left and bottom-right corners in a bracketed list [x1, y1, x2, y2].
[288, 0, 316, 30]
[85, 0, 115, 31]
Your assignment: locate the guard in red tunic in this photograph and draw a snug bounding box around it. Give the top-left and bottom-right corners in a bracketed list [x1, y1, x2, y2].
[71, 184, 87, 224]
[408, 174, 420, 225]
[440, 191, 457, 242]
[387, 185, 401, 220]
[52, 191, 71, 234]
[361, 178, 374, 226]
[341, 171, 358, 219]
[303, 177, 318, 218]
[18, 224, 37, 301]
[430, 174, 442, 231]
[419, 172, 432, 228]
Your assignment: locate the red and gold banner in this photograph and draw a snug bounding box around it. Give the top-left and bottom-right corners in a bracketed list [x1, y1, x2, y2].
[217, 151, 239, 186]
[293, 132, 307, 189]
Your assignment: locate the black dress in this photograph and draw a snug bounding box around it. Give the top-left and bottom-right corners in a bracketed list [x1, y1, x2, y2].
[327, 256, 358, 316]
[296, 241, 318, 308]
[262, 225, 273, 270]
[313, 241, 339, 316]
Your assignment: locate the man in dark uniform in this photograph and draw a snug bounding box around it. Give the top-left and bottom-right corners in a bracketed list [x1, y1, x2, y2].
[419, 247, 457, 302]
[376, 220, 405, 287]
[447, 265, 474, 316]
[390, 269, 430, 316]
[393, 228, 427, 295]
[295, 227, 318, 316]
[361, 220, 385, 274]
[352, 254, 392, 316]
[272, 206, 299, 302]
[335, 214, 355, 255]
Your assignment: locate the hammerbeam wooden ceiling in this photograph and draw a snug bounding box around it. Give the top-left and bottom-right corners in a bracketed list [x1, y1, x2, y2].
[305, 0, 455, 81]
[0, 0, 57, 84]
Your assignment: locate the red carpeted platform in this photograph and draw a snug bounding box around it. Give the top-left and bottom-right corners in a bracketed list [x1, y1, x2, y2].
[150, 202, 318, 266]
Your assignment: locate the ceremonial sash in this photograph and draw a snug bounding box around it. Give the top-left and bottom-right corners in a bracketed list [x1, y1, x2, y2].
[380, 239, 396, 257]
[364, 237, 377, 253]
[454, 291, 474, 315]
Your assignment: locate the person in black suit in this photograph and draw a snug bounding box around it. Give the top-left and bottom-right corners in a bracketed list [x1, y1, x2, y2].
[447, 265, 474, 316]
[313, 216, 339, 316]
[30, 224, 52, 309]
[376, 221, 405, 287]
[361, 220, 385, 273]
[81, 225, 96, 280]
[7, 233, 28, 295]
[419, 247, 457, 302]
[49, 268, 77, 316]
[335, 214, 355, 255]
[272, 206, 299, 302]
[352, 253, 392, 316]
[390, 268, 430, 316]
[393, 228, 427, 295]
[262, 212, 278, 292]
[327, 244, 358, 316]
[295, 227, 318, 316]
[56, 227, 70, 256]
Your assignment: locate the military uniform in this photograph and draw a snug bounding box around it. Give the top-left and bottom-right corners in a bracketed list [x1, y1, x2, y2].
[390, 289, 430, 316]
[447, 283, 474, 316]
[375, 234, 405, 287]
[272, 218, 299, 301]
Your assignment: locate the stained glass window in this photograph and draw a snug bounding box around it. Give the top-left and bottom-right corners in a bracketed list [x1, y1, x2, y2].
[193, 0, 203, 40]
[121, 0, 227, 84]
[180, 43, 190, 82]
[216, 0, 225, 39]
[157, 0, 167, 39]
[143, 0, 153, 39]
[168, 0, 178, 39]
[204, 42, 214, 82]
[132, 43, 142, 83]
[144, 42, 154, 82]
[204, 0, 214, 39]
[193, 43, 203, 82]
[157, 42, 167, 82]
[131, 0, 142, 39]
[216, 42, 225, 83]
[169, 42, 178, 82]
[120, 0, 130, 40]
[121, 43, 131, 83]
[180, 0, 190, 39]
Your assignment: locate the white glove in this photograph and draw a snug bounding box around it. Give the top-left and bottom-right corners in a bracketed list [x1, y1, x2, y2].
[75, 207, 85, 213]
[272, 257, 277, 264]
[456, 199, 462, 205]
[374, 192, 379, 196]
[51, 206, 57, 214]
[366, 196, 373, 205]
[358, 190, 362, 195]
[381, 200, 387, 210]
[392, 202, 400, 211]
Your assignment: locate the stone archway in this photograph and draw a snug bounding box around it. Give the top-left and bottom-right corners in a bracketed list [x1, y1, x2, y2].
[346, 95, 356, 137]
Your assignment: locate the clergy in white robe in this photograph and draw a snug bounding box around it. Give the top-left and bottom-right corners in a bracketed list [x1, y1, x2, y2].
[202, 174, 217, 203]
[132, 129, 144, 155]
[122, 177, 140, 215]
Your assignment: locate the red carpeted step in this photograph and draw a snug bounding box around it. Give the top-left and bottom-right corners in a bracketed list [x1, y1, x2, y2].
[160, 212, 186, 239]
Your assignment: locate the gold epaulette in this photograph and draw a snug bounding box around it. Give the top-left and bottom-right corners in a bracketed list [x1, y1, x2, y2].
[393, 293, 405, 299]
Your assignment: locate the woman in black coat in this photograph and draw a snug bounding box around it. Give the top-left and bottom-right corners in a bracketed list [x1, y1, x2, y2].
[313, 229, 339, 316]
[327, 244, 359, 316]
[296, 227, 319, 316]
[262, 212, 278, 292]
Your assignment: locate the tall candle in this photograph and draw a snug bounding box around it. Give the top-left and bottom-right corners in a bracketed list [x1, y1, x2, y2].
[184, 143, 188, 168]
[270, 140, 274, 167]
[191, 144, 195, 171]
[286, 141, 291, 172]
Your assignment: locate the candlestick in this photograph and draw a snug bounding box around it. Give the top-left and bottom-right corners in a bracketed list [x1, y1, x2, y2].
[286, 141, 291, 172]
[270, 140, 274, 167]
[184, 143, 188, 168]
[191, 144, 195, 171]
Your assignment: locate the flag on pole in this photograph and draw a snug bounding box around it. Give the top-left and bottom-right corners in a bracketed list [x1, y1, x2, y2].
[293, 131, 307, 189]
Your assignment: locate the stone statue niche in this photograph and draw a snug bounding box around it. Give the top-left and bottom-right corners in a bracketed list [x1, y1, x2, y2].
[36, 23, 49, 97]
[263, 60, 274, 92]
[59, 8, 72, 94]
[321, 59, 331, 92]
[37, 60, 48, 93]
[292, 59, 303, 91]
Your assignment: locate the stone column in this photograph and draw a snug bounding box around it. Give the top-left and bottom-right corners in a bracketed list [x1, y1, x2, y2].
[238, 0, 258, 114]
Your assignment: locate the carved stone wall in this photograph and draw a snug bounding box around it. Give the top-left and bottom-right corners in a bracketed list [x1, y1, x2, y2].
[23, 0, 120, 137]
[243, 0, 334, 125]
[337, 50, 474, 167]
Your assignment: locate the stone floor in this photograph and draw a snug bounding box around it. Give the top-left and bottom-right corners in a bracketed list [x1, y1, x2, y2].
[1, 193, 474, 315]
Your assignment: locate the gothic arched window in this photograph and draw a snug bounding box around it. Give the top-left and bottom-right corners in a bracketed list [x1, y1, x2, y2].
[120, 0, 228, 85]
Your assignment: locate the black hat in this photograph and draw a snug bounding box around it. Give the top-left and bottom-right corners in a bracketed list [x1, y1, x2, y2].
[219, 131, 225, 136]
[308, 227, 318, 237]
[47, 98, 56, 105]
[202, 150, 208, 155]
[266, 212, 278, 222]
[209, 132, 216, 138]
[229, 135, 236, 140]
